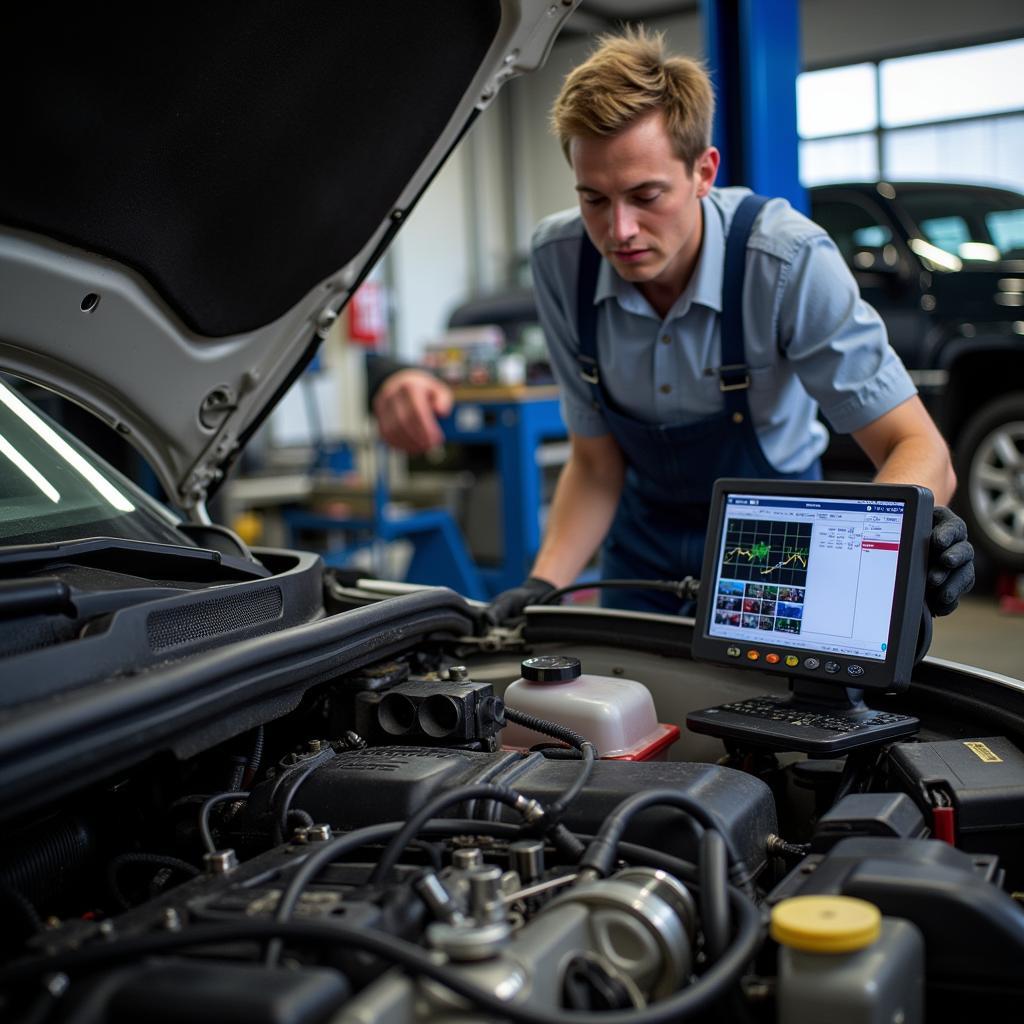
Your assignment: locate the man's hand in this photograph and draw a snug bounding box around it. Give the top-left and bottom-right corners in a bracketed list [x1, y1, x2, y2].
[927, 506, 975, 616]
[484, 577, 557, 628]
[372, 369, 453, 454]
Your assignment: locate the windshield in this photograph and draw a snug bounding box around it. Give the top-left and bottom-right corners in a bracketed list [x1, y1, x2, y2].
[0, 378, 190, 547]
[896, 186, 1024, 261]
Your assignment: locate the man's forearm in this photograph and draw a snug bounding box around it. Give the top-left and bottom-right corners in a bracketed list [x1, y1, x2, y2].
[874, 437, 956, 505]
[530, 450, 625, 588]
[853, 397, 957, 506]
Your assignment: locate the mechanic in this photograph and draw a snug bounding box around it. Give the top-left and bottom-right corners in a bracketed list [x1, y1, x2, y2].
[370, 28, 974, 623]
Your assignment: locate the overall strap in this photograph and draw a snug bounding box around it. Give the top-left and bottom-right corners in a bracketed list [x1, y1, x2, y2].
[575, 233, 603, 400]
[575, 194, 769, 410]
[719, 193, 770, 414]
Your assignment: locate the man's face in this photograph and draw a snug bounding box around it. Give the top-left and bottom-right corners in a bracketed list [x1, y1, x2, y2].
[570, 111, 718, 300]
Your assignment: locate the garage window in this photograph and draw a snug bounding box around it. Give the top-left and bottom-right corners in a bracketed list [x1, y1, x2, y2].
[798, 38, 1024, 194]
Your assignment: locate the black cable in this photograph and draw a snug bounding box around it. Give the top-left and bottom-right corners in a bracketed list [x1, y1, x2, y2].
[461, 751, 524, 819]
[537, 577, 700, 606]
[227, 755, 248, 792]
[106, 854, 200, 911]
[1, 894, 763, 1024]
[530, 744, 583, 759]
[264, 821, 402, 969]
[273, 761, 323, 844]
[286, 809, 315, 832]
[408, 839, 443, 871]
[368, 784, 538, 886]
[198, 791, 250, 855]
[505, 708, 588, 751]
[502, 707, 597, 822]
[766, 835, 809, 859]
[264, 791, 541, 969]
[243, 725, 266, 787]
[578, 789, 750, 887]
[265, 747, 335, 815]
[699, 830, 729, 964]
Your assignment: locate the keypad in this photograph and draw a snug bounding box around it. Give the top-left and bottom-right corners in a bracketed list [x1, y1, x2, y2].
[716, 696, 914, 735]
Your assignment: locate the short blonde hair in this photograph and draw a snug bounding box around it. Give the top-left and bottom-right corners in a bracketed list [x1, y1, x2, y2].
[551, 27, 715, 170]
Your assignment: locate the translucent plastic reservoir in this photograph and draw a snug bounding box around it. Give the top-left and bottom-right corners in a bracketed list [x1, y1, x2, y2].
[501, 655, 678, 760]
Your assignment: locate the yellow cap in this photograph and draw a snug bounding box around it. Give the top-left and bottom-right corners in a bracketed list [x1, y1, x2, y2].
[770, 896, 881, 953]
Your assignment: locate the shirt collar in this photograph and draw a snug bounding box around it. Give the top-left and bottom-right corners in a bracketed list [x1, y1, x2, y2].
[592, 195, 724, 318]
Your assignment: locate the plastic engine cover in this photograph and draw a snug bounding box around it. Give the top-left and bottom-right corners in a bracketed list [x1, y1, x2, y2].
[286, 746, 777, 875]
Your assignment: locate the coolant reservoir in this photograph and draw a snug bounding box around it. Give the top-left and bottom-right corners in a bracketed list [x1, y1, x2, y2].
[502, 655, 679, 761]
[772, 896, 924, 1024]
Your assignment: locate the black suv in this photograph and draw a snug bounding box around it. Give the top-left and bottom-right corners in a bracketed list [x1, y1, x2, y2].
[811, 182, 1024, 574]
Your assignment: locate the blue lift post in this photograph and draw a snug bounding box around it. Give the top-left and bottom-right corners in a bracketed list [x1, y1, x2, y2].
[701, 0, 807, 214]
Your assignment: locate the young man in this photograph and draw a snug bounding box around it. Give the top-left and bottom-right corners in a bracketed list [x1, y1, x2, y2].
[484, 28, 973, 621]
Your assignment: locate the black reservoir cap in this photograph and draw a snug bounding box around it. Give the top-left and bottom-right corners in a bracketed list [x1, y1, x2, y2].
[521, 655, 582, 683]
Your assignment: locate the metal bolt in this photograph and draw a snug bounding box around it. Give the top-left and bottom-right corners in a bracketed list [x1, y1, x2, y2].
[306, 824, 332, 842]
[162, 907, 183, 931]
[448, 665, 470, 681]
[469, 865, 505, 922]
[509, 840, 545, 883]
[415, 872, 466, 925]
[452, 848, 483, 870]
[204, 849, 239, 875]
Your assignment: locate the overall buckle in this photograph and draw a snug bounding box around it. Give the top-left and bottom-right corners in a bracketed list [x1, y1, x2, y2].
[718, 363, 750, 392]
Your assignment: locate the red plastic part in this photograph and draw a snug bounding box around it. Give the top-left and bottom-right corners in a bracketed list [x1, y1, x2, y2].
[932, 805, 956, 844]
[604, 723, 681, 762]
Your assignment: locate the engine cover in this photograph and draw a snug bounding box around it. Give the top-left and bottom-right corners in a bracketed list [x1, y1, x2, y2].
[268, 746, 777, 875]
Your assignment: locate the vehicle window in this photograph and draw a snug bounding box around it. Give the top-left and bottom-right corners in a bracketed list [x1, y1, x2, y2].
[0, 378, 188, 547]
[988, 209, 1024, 256]
[812, 199, 895, 268]
[919, 216, 970, 253]
[897, 187, 1024, 260]
[851, 225, 891, 248]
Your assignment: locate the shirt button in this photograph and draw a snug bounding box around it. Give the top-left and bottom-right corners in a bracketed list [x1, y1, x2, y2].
[660, 334, 671, 344]
[660, 384, 672, 394]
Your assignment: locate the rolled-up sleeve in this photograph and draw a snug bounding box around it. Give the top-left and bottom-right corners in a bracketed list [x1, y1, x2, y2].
[530, 231, 610, 437]
[777, 233, 917, 435]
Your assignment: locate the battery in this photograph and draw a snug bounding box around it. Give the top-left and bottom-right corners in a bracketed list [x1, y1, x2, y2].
[888, 736, 1024, 887]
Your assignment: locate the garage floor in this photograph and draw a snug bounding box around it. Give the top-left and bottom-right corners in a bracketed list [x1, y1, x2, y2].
[930, 595, 1022, 680]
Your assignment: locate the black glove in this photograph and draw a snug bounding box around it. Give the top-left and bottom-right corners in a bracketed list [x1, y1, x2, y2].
[926, 506, 975, 616]
[483, 576, 557, 627]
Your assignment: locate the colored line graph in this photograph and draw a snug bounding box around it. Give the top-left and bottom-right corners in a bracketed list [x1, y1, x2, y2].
[721, 518, 812, 586]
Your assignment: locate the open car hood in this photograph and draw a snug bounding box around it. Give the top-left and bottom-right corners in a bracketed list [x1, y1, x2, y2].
[0, 1, 576, 513]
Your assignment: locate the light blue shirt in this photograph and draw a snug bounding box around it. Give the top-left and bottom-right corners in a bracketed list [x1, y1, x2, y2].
[529, 187, 917, 473]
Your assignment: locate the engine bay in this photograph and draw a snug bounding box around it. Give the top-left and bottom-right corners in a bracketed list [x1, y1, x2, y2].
[2, 578, 1024, 1024]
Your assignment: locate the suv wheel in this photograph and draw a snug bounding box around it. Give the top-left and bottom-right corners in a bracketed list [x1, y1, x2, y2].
[954, 392, 1024, 572]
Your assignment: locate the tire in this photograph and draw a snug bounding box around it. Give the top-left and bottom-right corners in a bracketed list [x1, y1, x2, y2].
[953, 392, 1024, 572]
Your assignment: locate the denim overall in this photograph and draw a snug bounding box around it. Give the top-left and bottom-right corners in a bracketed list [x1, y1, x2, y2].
[575, 194, 821, 614]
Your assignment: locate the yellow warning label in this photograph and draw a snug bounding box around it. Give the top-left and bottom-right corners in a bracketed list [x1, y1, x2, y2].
[964, 741, 1002, 763]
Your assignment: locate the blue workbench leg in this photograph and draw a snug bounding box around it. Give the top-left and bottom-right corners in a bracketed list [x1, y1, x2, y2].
[404, 515, 487, 601]
[496, 405, 529, 593]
